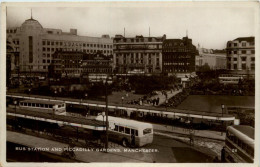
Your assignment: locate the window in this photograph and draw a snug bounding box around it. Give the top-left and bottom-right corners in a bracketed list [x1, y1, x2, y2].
[234, 64, 237, 69]
[242, 50, 246, 54]
[242, 64, 246, 70]
[251, 50, 255, 54]
[43, 59, 46, 63]
[234, 43, 237, 47]
[114, 125, 118, 131]
[42, 41, 46, 45]
[251, 57, 255, 61]
[143, 128, 152, 135]
[125, 128, 130, 134]
[234, 51, 237, 54]
[119, 126, 124, 133]
[233, 58, 237, 61]
[241, 57, 246, 61]
[242, 42, 246, 47]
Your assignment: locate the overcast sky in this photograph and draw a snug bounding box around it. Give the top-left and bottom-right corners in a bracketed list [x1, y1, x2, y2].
[6, 3, 256, 49]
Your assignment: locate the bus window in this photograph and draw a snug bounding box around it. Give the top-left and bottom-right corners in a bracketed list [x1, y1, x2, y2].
[143, 128, 152, 135]
[36, 103, 39, 107]
[58, 104, 61, 108]
[32, 103, 36, 107]
[119, 126, 124, 133]
[114, 125, 118, 131]
[40, 103, 44, 107]
[49, 105, 53, 109]
[125, 128, 130, 134]
[135, 130, 138, 136]
[28, 103, 31, 106]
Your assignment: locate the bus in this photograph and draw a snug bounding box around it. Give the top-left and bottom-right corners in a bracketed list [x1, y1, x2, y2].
[218, 74, 243, 84]
[224, 125, 254, 163]
[19, 99, 66, 115]
[95, 115, 153, 147]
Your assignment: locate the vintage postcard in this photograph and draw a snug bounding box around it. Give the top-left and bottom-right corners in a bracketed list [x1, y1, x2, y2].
[1, 1, 259, 167]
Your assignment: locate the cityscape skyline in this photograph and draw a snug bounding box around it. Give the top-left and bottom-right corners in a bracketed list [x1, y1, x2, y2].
[6, 3, 256, 50]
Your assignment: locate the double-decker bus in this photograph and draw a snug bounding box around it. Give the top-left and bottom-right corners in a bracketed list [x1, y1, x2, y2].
[19, 99, 66, 115]
[224, 125, 254, 163]
[95, 115, 153, 147]
[218, 74, 243, 84]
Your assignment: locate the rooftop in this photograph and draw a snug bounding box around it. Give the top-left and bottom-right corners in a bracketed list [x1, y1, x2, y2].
[234, 37, 254, 43]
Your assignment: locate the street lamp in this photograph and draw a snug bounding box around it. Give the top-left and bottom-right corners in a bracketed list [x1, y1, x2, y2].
[54, 90, 57, 100]
[14, 100, 17, 122]
[221, 104, 225, 117]
[121, 97, 124, 107]
[28, 88, 31, 97]
[102, 111, 105, 127]
[221, 104, 225, 136]
[105, 79, 109, 152]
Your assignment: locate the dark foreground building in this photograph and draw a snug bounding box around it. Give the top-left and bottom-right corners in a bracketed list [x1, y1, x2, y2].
[162, 37, 197, 78]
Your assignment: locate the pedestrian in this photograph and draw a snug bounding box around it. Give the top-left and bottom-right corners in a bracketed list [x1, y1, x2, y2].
[221, 146, 226, 162]
[189, 132, 194, 146]
[156, 97, 159, 106]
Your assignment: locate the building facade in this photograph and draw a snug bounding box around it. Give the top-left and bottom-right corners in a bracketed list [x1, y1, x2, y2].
[162, 37, 197, 77]
[6, 17, 113, 76]
[113, 35, 166, 75]
[196, 47, 227, 70]
[226, 37, 255, 71]
[52, 51, 112, 81]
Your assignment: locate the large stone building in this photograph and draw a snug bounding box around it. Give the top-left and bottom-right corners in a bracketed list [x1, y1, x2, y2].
[113, 35, 166, 75]
[162, 37, 197, 78]
[196, 47, 226, 70]
[226, 37, 255, 71]
[52, 51, 112, 81]
[6, 17, 113, 77]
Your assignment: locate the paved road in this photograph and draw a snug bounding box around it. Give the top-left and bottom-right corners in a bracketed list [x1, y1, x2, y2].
[7, 130, 215, 163]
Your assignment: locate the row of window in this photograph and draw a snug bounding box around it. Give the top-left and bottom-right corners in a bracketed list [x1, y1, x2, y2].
[116, 53, 160, 57]
[228, 50, 255, 54]
[7, 29, 17, 33]
[42, 40, 112, 48]
[164, 62, 190, 65]
[164, 69, 190, 72]
[227, 57, 255, 61]
[20, 102, 54, 109]
[228, 42, 254, 47]
[42, 47, 112, 54]
[114, 38, 162, 43]
[113, 125, 139, 136]
[227, 63, 255, 70]
[83, 68, 112, 73]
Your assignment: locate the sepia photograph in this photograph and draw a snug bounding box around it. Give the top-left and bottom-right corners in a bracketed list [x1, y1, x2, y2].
[1, 1, 259, 165]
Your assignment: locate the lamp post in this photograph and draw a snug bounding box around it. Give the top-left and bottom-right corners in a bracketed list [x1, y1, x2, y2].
[54, 90, 57, 100]
[102, 111, 105, 127]
[105, 79, 109, 152]
[14, 100, 17, 123]
[28, 88, 31, 97]
[121, 97, 124, 107]
[221, 104, 225, 136]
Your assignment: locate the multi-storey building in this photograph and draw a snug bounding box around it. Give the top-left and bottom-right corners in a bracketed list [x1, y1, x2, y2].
[6, 17, 113, 76]
[226, 37, 255, 71]
[196, 47, 227, 70]
[162, 37, 197, 77]
[113, 35, 166, 75]
[52, 51, 112, 81]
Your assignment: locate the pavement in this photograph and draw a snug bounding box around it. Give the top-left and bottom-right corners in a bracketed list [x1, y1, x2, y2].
[7, 131, 154, 163]
[152, 123, 226, 141]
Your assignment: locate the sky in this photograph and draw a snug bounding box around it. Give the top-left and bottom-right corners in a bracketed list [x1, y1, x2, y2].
[6, 3, 257, 49]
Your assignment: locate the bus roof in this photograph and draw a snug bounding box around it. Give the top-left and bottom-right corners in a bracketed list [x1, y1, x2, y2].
[20, 99, 64, 105]
[227, 125, 254, 148]
[96, 115, 153, 130]
[232, 125, 255, 139]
